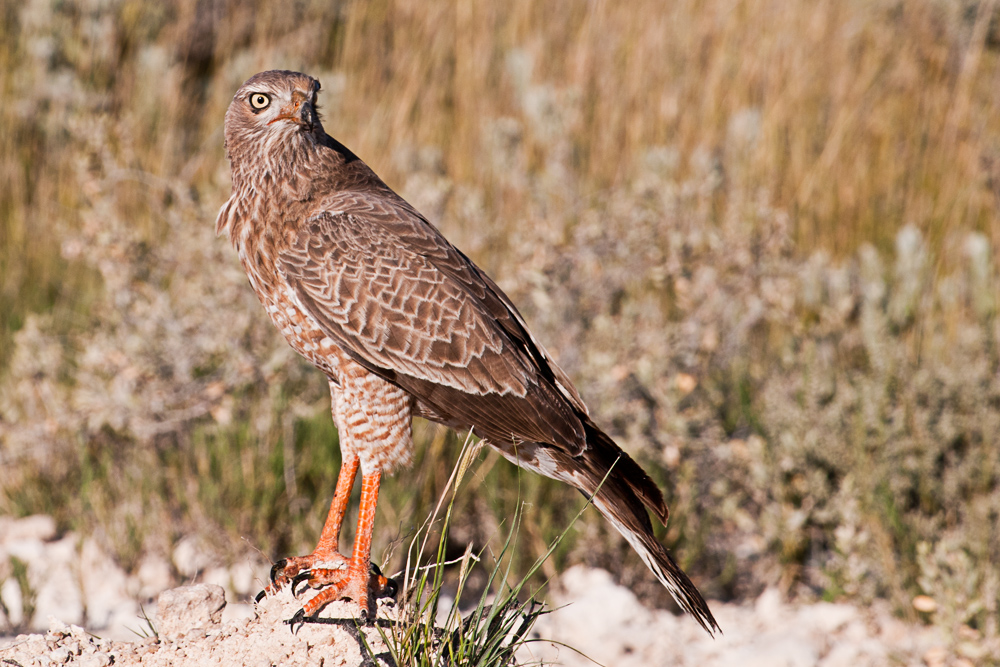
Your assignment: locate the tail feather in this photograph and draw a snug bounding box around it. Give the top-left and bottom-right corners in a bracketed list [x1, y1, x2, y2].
[563, 420, 720, 635]
[581, 419, 670, 525]
[590, 490, 720, 635]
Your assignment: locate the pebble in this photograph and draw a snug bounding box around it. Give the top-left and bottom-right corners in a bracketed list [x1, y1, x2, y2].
[76, 654, 111, 667]
[156, 584, 226, 639]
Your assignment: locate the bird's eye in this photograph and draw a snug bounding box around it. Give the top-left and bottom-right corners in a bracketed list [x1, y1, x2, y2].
[249, 93, 271, 110]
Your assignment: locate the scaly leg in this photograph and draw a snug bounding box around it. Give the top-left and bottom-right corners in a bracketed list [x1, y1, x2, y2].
[262, 367, 408, 623]
[266, 450, 360, 591]
[263, 453, 396, 614]
[294, 470, 385, 621]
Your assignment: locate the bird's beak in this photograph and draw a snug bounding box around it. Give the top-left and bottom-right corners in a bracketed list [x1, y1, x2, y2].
[269, 90, 315, 129]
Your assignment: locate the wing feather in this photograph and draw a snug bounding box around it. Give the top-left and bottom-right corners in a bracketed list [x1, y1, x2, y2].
[279, 208, 585, 450]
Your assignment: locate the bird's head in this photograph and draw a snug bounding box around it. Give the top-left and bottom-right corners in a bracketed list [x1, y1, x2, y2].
[224, 70, 324, 165]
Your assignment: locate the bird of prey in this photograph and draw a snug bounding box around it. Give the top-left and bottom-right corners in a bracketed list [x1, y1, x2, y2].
[218, 69, 719, 634]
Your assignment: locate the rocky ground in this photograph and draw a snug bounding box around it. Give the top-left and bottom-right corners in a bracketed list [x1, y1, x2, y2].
[0, 515, 983, 666]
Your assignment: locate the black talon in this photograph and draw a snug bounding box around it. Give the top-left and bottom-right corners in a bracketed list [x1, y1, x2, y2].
[255, 589, 267, 604]
[288, 608, 306, 634]
[269, 559, 288, 585]
[370, 562, 399, 599]
[291, 572, 311, 598]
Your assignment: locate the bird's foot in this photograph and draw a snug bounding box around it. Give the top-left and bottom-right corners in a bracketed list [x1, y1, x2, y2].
[255, 552, 350, 602]
[256, 552, 397, 623]
[293, 559, 397, 625]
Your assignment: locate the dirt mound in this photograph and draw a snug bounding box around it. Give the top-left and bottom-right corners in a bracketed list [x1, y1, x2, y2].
[0, 585, 397, 667]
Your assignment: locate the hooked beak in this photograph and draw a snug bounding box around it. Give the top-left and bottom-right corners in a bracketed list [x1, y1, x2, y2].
[269, 90, 315, 129]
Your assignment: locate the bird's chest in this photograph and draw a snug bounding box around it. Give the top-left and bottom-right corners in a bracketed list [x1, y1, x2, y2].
[238, 237, 348, 382]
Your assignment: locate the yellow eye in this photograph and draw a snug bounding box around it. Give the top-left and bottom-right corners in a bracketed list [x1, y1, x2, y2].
[249, 93, 270, 110]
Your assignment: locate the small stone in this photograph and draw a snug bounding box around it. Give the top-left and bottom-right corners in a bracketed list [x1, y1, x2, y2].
[134, 553, 174, 598]
[172, 537, 215, 578]
[923, 646, 948, 667]
[76, 653, 111, 667]
[0, 515, 57, 544]
[754, 587, 785, 625]
[911, 595, 937, 613]
[1, 577, 24, 626]
[675, 372, 697, 393]
[48, 647, 70, 664]
[156, 584, 227, 639]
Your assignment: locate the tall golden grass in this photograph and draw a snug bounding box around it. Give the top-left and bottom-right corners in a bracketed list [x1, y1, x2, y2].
[3, 0, 999, 321]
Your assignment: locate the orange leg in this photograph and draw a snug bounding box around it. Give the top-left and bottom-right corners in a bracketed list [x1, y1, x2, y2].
[266, 451, 359, 591]
[297, 470, 384, 620]
[315, 450, 360, 556]
[264, 462, 395, 625]
[262, 373, 405, 625]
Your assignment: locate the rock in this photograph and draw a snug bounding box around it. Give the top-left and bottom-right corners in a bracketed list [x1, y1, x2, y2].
[1, 577, 24, 627]
[77, 653, 112, 667]
[923, 646, 948, 667]
[0, 515, 57, 544]
[820, 638, 886, 667]
[132, 552, 174, 599]
[172, 537, 215, 578]
[754, 587, 786, 626]
[525, 566, 683, 666]
[156, 584, 227, 639]
[796, 602, 856, 634]
[3, 537, 46, 564]
[49, 647, 70, 663]
[78, 538, 137, 634]
[221, 602, 255, 625]
[718, 634, 819, 667]
[31, 536, 85, 629]
[228, 560, 263, 597]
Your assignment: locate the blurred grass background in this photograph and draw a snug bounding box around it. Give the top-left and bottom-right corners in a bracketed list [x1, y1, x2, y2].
[1, 0, 999, 656]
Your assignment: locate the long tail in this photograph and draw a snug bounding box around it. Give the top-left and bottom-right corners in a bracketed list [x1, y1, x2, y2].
[546, 419, 720, 635]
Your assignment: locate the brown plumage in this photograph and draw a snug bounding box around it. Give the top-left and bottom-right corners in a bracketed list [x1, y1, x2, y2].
[219, 69, 719, 634]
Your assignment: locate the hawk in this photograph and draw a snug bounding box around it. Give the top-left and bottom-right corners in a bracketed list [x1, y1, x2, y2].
[218, 70, 719, 634]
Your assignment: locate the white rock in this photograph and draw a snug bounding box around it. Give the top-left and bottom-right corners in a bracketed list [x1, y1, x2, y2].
[203, 566, 234, 597]
[525, 566, 682, 667]
[156, 584, 226, 639]
[76, 653, 111, 667]
[132, 552, 173, 599]
[78, 538, 138, 634]
[228, 559, 264, 597]
[3, 538, 46, 564]
[820, 638, 886, 667]
[754, 588, 786, 627]
[48, 647, 70, 663]
[0, 515, 57, 545]
[720, 634, 819, 667]
[221, 602, 255, 624]
[0, 577, 23, 627]
[172, 537, 215, 578]
[798, 602, 857, 634]
[31, 536, 84, 630]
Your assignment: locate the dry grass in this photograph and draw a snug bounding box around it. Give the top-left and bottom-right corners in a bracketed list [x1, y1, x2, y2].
[1, 0, 1000, 660]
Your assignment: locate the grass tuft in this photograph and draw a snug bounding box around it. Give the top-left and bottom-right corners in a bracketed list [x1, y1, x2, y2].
[376, 435, 594, 667]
